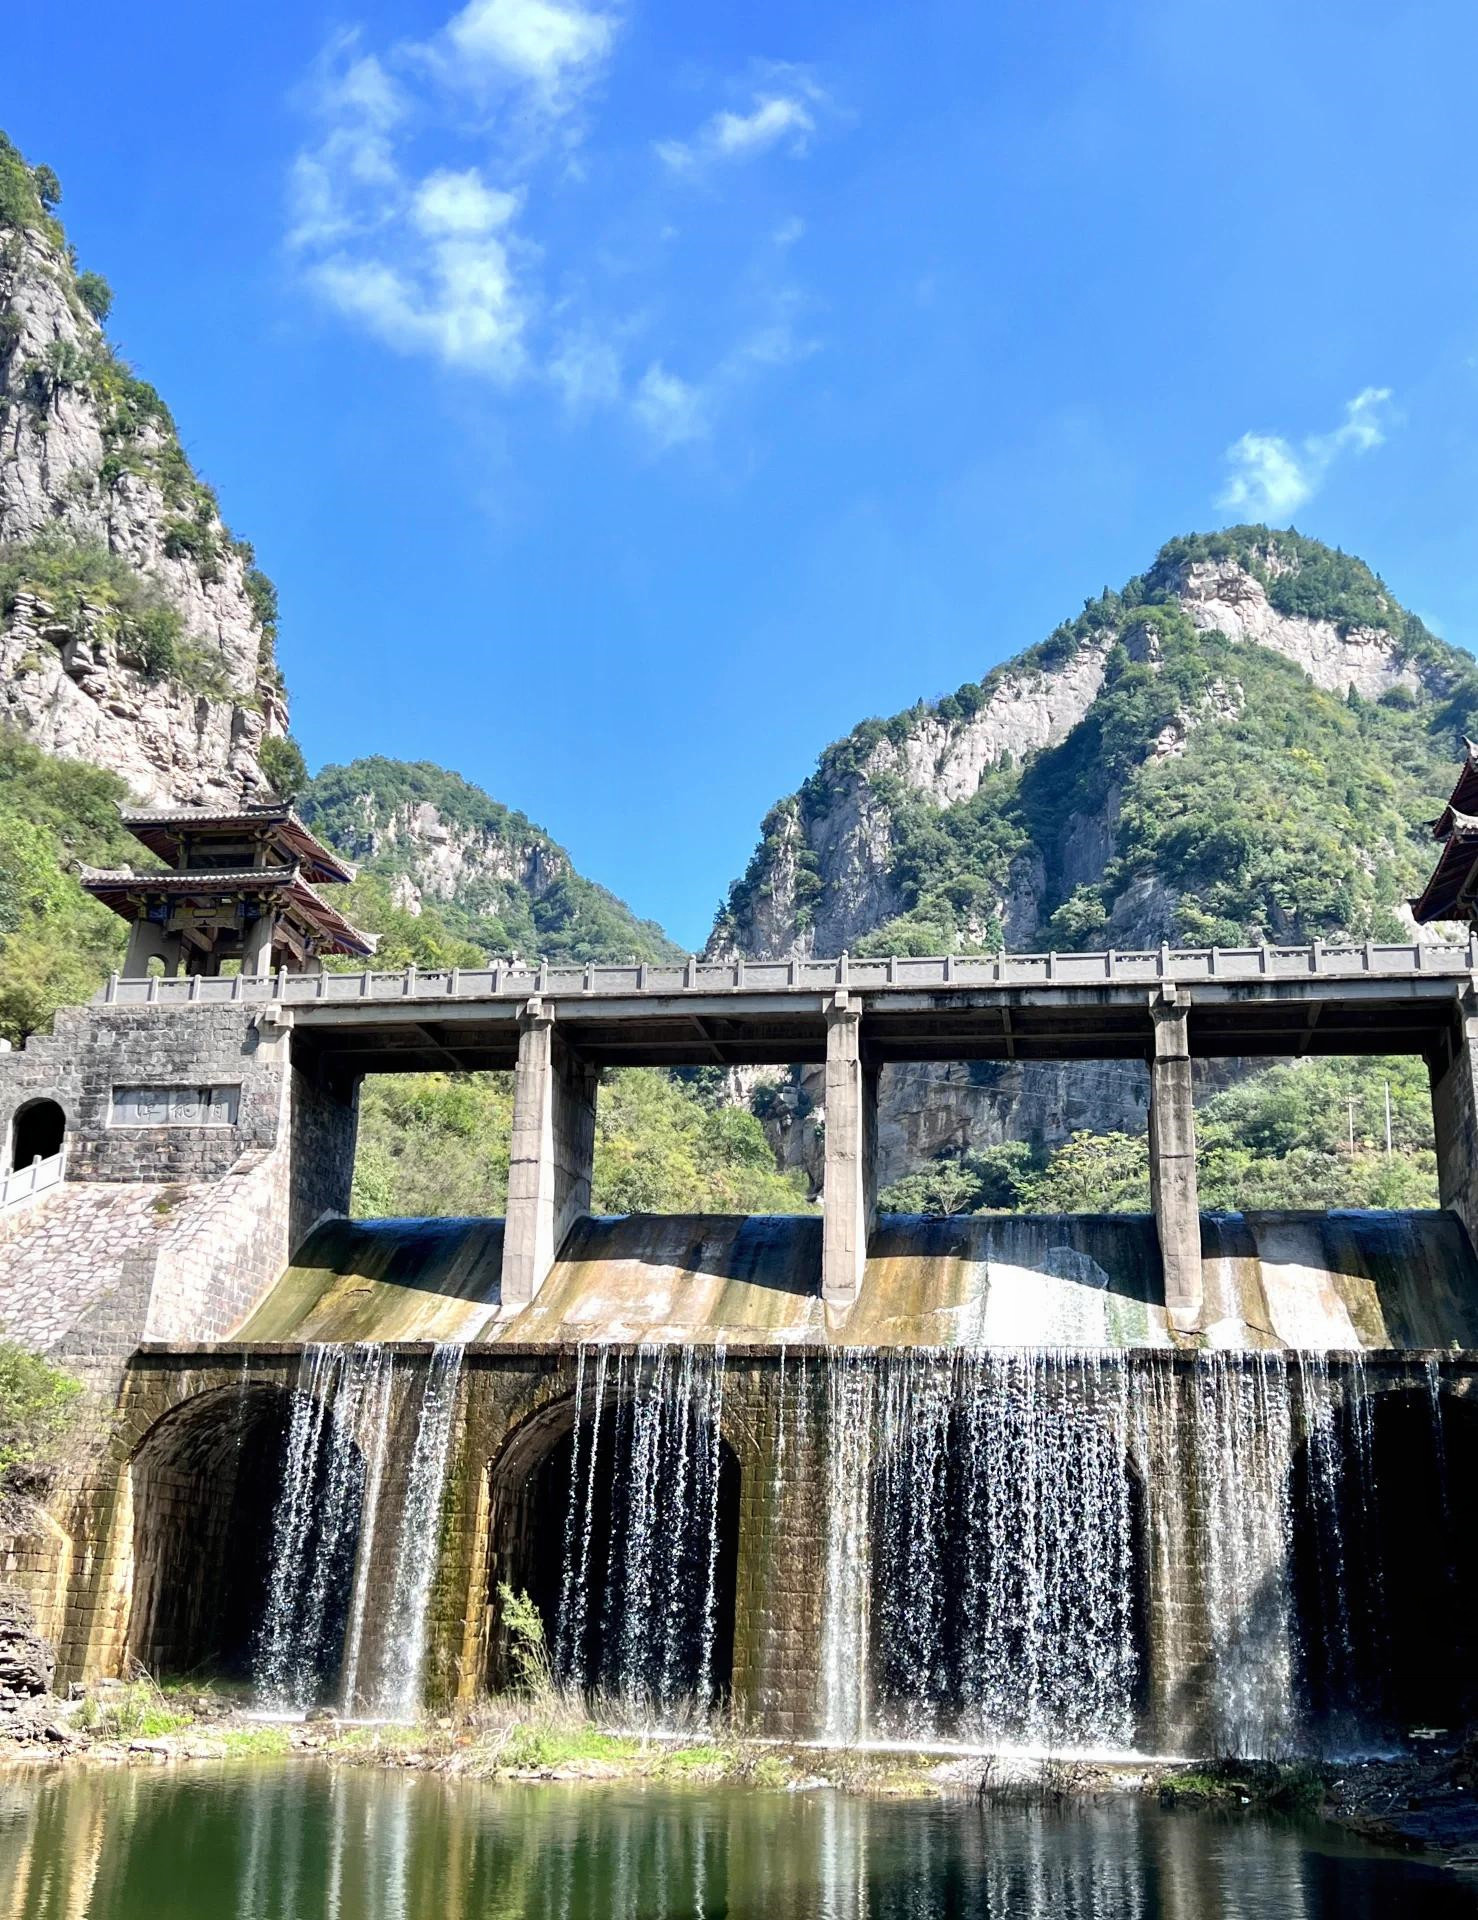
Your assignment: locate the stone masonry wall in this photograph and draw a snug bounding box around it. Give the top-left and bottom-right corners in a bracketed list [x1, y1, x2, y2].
[0, 1005, 359, 1363]
[30, 1345, 1478, 1737]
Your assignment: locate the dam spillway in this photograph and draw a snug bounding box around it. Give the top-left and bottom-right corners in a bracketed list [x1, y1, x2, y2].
[94, 1206, 1478, 1759]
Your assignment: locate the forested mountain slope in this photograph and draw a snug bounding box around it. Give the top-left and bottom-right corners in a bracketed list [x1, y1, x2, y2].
[714, 529, 1474, 1195]
[299, 757, 679, 967]
[715, 529, 1471, 961]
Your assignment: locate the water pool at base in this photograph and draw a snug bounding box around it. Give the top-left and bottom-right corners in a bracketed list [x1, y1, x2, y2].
[2, 1767, 1476, 1918]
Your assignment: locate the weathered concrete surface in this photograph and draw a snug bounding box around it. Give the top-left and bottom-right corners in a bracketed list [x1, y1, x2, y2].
[500, 1001, 597, 1309]
[1149, 998, 1202, 1332]
[239, 1208, 1478, 1353]
[822, 993, 877, 1308]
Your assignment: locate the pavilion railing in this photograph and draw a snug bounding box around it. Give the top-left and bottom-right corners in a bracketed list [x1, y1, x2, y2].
[96, 938, 1478, 1008]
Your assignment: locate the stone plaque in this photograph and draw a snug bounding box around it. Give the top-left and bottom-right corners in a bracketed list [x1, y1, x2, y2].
[110, 1085, 241, 1127]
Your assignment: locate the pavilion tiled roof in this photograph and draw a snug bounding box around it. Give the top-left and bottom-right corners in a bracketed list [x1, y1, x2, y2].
[1412, 746, 1478, 925]
[116, 801, 355, 886]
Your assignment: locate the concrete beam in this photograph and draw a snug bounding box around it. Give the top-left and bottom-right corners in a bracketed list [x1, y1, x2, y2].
[1430, 994, 1478, 1252]
[822, 992, 877, 1310]
[501, 999, 598, 1309]
[1149, 995, 1202, 1333]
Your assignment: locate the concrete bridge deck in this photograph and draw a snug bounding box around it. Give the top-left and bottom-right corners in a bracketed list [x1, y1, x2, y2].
[98, 938, 1478, 1072]
[2, 938, 1470, 1353]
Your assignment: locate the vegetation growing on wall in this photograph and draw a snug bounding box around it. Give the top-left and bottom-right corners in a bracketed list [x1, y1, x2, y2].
[0, 1336, 82, 1509]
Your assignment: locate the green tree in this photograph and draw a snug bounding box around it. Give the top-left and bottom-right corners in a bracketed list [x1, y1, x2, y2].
[74, 270, 112, 322]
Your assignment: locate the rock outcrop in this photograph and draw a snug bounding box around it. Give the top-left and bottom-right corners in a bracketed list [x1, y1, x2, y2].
[714, 528, 1475, 1186]
[299, 757, 680, 962]
[0, 136, 286, 804]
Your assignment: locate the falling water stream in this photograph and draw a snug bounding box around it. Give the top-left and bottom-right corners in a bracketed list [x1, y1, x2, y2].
[253, 1343, 466, 1716]
[245, 1335, 1465, 1753]
[552, 1341, 730, 1713]
[254, 1344, 391, 1710]
[377, 1342, 466, 1718]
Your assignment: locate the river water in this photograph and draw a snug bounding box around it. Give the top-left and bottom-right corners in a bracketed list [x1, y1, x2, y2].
[2, 1767, 1475, 1918]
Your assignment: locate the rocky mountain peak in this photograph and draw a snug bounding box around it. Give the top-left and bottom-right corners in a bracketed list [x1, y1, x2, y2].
[714, 527, 1472, 964]
[0, 131, 287, 805]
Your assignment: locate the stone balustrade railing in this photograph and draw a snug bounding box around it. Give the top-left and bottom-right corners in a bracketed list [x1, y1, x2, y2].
[0, 1148, 66, 1211]
[97, 938, 1478, 1007]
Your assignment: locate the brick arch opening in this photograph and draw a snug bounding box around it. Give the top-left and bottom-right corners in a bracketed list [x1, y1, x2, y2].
[9, 1097, 65, 1170]
[485, 1375, 740, 1707]
[127, 1382, 362, 1688]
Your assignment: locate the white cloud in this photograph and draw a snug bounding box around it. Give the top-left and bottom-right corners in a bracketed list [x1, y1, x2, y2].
[550, 330, 623, 410]
[287, 18, 826, 450]
[658, 90, 819, 173]
[288, 25, 554, 380]
[1217, 388, 1394, 520]
[442, 0, 615, 89]
[413, 168, 521, 236]
[310, 231, 527, 377]
[633, 364, 708, 447]
[1218, 432, 1316, 519]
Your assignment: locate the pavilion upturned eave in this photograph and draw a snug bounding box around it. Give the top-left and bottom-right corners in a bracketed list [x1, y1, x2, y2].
[116, 801, 356, 886]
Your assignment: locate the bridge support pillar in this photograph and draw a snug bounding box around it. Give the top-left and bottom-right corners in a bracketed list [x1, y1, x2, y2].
[1149, 996, 1202, 1333]
[823, 992, 877, 1309]
[1430, 993, 1478, 1249]
[501, 999, 597, 1309]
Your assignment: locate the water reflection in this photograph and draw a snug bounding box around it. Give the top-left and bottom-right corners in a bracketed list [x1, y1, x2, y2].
[1, 1768, 1474, 1919]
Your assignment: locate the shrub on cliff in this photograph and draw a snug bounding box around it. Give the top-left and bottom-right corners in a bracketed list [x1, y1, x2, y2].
[0, 1338, 82, 1507]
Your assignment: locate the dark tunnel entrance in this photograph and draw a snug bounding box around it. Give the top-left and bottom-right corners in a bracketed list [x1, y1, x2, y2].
[1293, 1385, 1478, 1740]
[128, 1384, 366, 1700]
[9, 1098, 65, 1170]
[491, 1366, 740, 1711]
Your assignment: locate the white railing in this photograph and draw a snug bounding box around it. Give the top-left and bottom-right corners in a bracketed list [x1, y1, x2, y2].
[0, 1148, 66, 1211]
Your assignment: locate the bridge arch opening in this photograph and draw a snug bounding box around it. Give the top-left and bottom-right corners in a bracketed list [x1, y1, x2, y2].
[127, 1382, 368, 1696]
[487, 1357, 740, 1710]
[9, 1097, 65, 1171]
[1292, 1384, 1478, 1738]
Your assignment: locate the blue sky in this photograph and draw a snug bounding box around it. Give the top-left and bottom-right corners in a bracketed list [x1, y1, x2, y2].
[10, 0, 1478, 947]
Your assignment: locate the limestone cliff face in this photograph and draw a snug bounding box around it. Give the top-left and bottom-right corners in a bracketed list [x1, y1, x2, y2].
[322, 789, 571, 920]
[299, 757, 680, 963]
[0, 149, 284, 805]
[717, 542, 1452, 965]
[715, 529, 1474, 1185]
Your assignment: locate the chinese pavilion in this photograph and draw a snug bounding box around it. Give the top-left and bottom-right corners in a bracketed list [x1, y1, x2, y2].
[80, 800, 376, 977]
[1413, 742, 1478, 928]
